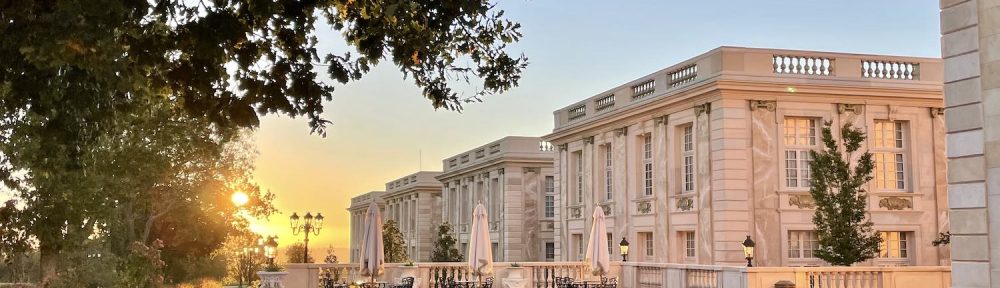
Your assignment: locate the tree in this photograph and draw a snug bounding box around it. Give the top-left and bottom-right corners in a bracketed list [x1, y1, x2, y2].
[382, 220, 409, 263]
[809, 122, 882, 266]
[2, 1, 523, 283]
[431, 222, 463, 262]
[222, 233, 265, 288]
[284, 242, 314, 264]
[321, 245, 345, 284]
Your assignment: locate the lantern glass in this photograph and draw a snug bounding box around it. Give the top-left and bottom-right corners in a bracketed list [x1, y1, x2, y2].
[290, 213, 300, 229]
[315, 213, 325, 229]
[619, 237, 630, 256]
[741, 236, 755, 258]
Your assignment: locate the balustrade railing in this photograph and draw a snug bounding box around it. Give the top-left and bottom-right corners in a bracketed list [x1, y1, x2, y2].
[636, 265, 664, 288]
[807, 271, 883, 288]
[529, 263, 586, 288]
[773, 55, 833, 75]
[428, 264, 474, 288]
[685, 269, 719, 288]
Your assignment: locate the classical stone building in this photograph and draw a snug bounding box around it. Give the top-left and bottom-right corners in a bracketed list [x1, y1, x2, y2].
[347, 191, 385, 263]
[382, 171, 443, 262]
[437, 136, 557, 262]
[545, 47, 949, 267]
[940, 0, 1000, 287]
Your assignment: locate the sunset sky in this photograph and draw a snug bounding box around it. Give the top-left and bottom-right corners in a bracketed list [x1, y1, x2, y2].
[246, 0, 942, 261]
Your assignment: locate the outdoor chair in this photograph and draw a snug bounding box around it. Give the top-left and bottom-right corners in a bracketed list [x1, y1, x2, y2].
[600, 276, 617, 288]
[391, 276, 414, 288]
[481, 277, 494, 288]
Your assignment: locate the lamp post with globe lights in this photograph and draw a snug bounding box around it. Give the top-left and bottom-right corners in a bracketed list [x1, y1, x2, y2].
[290, 212, 324, 262]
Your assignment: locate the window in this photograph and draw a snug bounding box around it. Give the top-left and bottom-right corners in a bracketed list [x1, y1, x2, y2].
[640, 232, 654, 257]
[879, 231, 910, 259]
[788, 231, 819, 259]
[873, 121, 907, 191]
[643, 133, 653, 196]
[784, 118, 817, 188]
[544, 195, 555, 218]
[603, 143, 613, 200]
[682, 126, 695, 193]
[492, 242, 500, 261]
[545, 242, 555, 261]
[683, 231, 696, 258]
[607, 233, 614, 256]
[573, 234, 584, 260]
[574, 152, 584, 203]
[545, 176, 555, 194]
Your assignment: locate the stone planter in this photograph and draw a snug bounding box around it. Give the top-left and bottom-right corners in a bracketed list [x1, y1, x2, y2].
[506, 267, 525, 279]
[257, 271, 289, 288]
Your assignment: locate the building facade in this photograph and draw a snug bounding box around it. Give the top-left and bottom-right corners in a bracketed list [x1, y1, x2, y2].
[940, 0, 1000, 287]
[545, 47, 949, 267]
[348, 191, 385, 263]
[382, 171, 443, 262]
[437, 136, 558, 262]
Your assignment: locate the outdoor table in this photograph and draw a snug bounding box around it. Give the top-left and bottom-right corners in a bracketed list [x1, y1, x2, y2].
[452, 280, 482, 288]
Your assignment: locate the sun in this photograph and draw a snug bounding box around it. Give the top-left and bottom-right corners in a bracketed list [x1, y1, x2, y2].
[231, 191, 249, 207]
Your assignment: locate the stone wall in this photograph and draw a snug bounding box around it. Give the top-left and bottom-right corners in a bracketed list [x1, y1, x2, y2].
[941, 0, 1000, 287]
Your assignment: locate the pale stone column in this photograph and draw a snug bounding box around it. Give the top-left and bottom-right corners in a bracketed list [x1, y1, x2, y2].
[708, 99, 752, 266]
[583, 136, 595, 259]
[556, 145, 568, 260]
[653, 116, 671, 261]
[523, 167, 541, 261]
[613, 128, 628, 254]
[749, 100, 781, 267]
[941, 0, 1000, 286]
[695, 103, 714, 264]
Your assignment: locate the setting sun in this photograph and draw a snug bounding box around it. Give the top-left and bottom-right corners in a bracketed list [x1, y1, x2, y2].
[231, 191, 249, 207]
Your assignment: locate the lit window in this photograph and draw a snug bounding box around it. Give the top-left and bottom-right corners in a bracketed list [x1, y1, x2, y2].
[643, 134, 653, 196]
[784, 118, 817, 188]
[788, 231, 819, 259]
[879, 231, 910, 259]
[873, 121, 907, 191]
[682, 126, 695, 193]
[605, 143, 613, 200]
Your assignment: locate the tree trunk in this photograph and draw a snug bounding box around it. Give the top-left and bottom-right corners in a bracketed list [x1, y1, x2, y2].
[38, 241, 58, 287]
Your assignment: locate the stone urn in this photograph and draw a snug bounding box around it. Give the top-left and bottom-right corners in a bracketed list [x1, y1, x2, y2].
[257, 271, 289, 288]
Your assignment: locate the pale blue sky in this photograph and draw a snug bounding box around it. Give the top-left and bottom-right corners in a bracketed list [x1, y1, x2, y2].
[251, 0, 941, 255]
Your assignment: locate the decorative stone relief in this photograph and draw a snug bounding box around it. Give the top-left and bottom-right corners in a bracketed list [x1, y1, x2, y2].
[558, 144, 568, 151]
[583, 136, 594, 145]
[570, 207, 582, 219]
[749, 100, 776, 112]
[637, 201, 652, 214]
[878, 197, 913, 210]
[676, 197, 694, 211]
[930, 107, 945, 118]
[837, 103, 864, 115]
[615, 127, 628, 137]
[694, 103, 711, 116]
[523, 167, 539, 173]
[654, 115, 668, 126]
[788, 194, 816, 209]
[600, 204, 612, 216]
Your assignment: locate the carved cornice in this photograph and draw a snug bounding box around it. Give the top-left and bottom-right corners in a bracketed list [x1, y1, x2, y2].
[583, 136, 595, 145]
[558, 144, 568, 151]
[837, 103, 864, 115]
[615, 127, 628, 137]
[523, 167, 539, 173]
[749, 100, 776, 112]
[694, 103, 711, 116]
[930, 107, 945, 118]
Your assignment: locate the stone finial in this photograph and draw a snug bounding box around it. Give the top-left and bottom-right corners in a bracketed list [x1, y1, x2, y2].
[749, 100, 777, 112]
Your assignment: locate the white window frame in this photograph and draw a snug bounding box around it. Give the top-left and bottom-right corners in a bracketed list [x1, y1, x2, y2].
[641, 232, 654, 257]
[788, 230, 819, 259]
[604, 143, 613, 201]
[783, 118, 818, 189]
[545, 176, 555, 194]
[643, 133, 653, 196]
[545, 242, 555, 261]
[607, 233, 614, 256]
[682, 125, 695, 193]
[683, 231, 696, 259]
[878, 231, 910, 259]
[872, 120, 908, 191]
[575, 152, 584, 204]
[573, 234, 584, 261]
[544, 195, 555, 218]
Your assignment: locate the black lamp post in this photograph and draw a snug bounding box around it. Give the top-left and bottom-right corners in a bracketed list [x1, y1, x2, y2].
[290, 212, 324, 262]
[619, 237, 630, 262]
[741, 235, 755, 267]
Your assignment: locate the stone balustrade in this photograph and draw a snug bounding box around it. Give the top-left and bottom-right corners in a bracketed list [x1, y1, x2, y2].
[284, 262, 950, 288]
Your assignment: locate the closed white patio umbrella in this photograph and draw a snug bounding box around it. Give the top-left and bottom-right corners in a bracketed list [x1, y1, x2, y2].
[584, 207, 611, 277]
[360, 203, 385, 285]
[467, 203, 494, 284]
